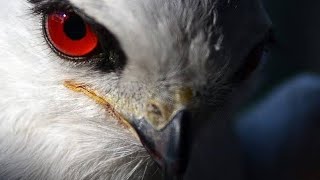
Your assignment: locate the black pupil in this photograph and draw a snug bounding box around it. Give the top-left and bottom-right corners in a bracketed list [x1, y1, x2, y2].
[64, 14, 86, 40]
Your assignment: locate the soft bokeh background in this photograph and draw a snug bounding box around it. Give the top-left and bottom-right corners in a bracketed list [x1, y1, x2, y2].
[238, 0, 320, 179]
[258, 0, 320, 95]
[186, 1, 320, 179]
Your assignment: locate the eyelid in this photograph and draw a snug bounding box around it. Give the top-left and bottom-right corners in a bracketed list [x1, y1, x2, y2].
[37, 3, 127, 71]
[29, 0, 72, 15]
[30, 1, 103, 36]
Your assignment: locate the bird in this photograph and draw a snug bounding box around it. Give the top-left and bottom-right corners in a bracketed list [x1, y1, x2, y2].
[0, 0, 271, 179]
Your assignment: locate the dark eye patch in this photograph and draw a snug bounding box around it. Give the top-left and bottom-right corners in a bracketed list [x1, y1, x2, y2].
[28, 0, 127, 73]
[231, 30, 275, 83]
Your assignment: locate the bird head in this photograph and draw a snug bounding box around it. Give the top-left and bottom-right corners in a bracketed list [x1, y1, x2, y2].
[0, 0, 271, 179]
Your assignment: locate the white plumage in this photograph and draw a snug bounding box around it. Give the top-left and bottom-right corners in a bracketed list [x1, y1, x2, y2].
[0, 0, 271, 179]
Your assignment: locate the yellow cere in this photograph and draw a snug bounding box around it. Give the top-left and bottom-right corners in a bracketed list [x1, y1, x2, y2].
[146, 87, 193, 130]
[64, 80, 194, 131]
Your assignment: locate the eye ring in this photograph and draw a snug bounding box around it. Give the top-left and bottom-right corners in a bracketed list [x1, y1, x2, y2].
[41, 7, 127, 72]
[43, 10, 99, 59]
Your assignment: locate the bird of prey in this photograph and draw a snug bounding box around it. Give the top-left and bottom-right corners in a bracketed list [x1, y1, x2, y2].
[0, 0, 271, 179]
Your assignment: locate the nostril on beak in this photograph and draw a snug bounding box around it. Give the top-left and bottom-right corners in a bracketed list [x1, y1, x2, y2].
[147, 103, 162, 117]
[146, 103, 166, 124]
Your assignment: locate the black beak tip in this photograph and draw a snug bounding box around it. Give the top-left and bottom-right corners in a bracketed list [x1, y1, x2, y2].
[131, 110, 191, 178]
[162, 110, 190, 174]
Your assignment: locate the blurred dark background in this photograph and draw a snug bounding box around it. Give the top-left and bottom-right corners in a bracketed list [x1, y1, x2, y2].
[185, 1, 320, 180]
[240, 0, 320, 179]
[259, 0, 320, 94]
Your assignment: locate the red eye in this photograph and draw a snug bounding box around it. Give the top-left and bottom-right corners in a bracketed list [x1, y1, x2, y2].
[45, 11, 98, 57]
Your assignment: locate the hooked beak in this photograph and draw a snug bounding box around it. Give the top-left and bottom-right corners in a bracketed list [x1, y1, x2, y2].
[130, 109, 191, 179]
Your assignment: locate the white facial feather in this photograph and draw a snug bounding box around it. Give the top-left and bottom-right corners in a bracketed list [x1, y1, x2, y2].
[0, 1, 157, 180]
[0, 0, 270, 179]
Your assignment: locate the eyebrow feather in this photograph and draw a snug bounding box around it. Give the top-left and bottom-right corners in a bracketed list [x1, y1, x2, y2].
[28, 0, 71, 14]
[27, 0, 98, 26]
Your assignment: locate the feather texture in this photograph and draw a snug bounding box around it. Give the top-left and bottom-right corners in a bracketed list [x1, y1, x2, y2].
[0, 0, 270, 179]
